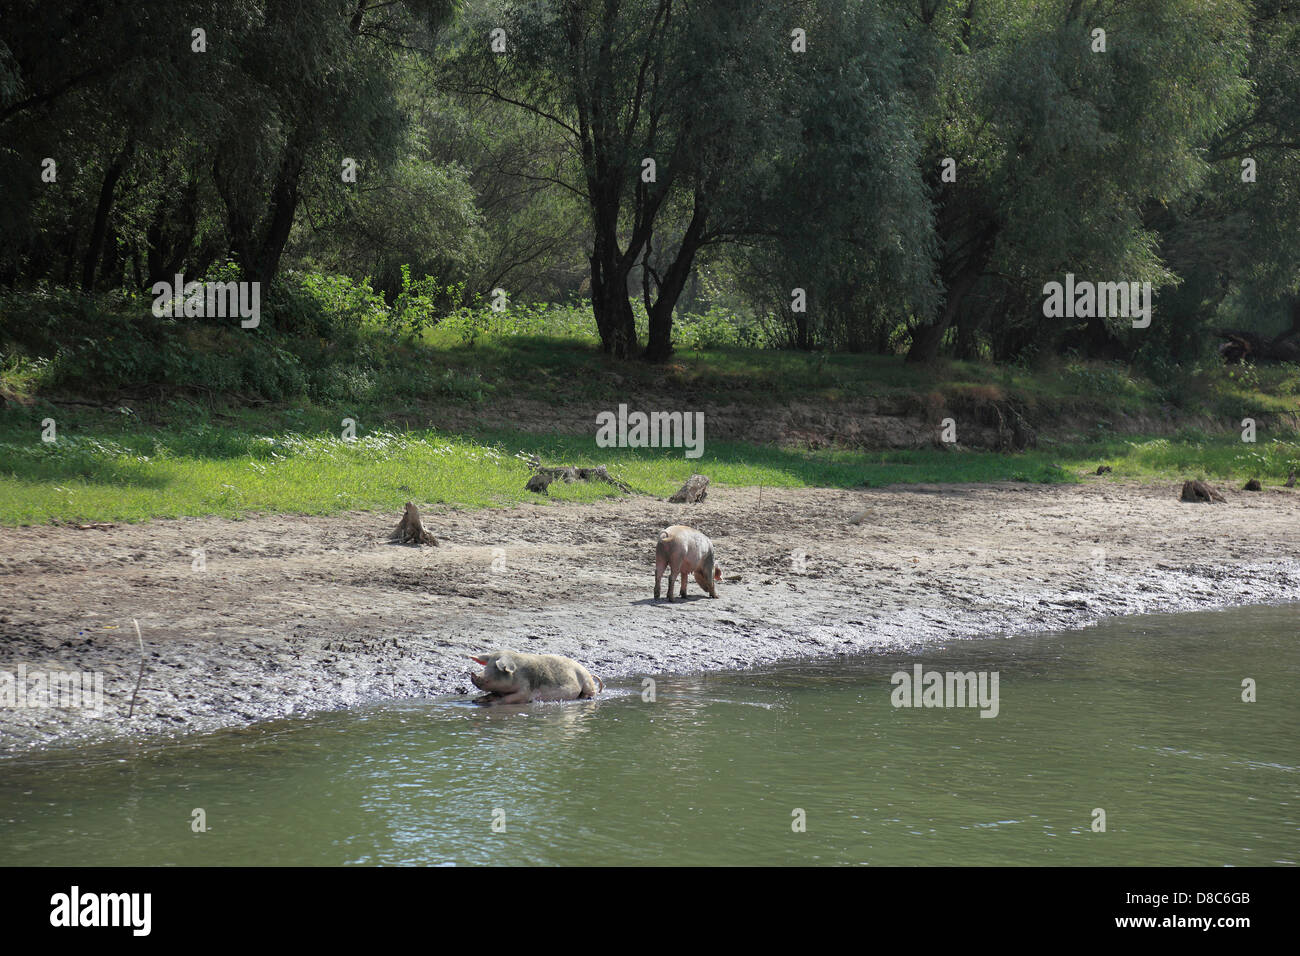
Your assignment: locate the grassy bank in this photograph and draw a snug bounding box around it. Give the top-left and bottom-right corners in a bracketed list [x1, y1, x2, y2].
[2, 399, 1298, 525]
[5, 280, 1300, 424]
[3, 281, 1300, 526]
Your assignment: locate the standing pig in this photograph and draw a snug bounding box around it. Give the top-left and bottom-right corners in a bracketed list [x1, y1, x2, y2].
[654, 524, 722, 601]
[469, 650, 603, 704]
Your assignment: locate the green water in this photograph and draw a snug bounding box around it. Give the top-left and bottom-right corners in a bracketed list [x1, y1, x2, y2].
[2, 605, 1297, 866]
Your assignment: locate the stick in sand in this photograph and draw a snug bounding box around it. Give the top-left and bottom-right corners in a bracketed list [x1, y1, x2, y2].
[128, 618, 146, 718]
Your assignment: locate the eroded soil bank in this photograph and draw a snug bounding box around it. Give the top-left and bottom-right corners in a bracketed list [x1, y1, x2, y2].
[2, 480, 1297, 752]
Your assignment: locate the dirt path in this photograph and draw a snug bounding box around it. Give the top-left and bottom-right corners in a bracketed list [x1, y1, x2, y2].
[2, 480, 1298, 752]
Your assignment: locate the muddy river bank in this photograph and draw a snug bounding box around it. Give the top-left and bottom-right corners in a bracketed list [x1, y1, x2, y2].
[2, 480, 1297, 753]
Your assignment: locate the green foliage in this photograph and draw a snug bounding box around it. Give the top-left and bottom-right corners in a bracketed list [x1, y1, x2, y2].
[389, 265, 468, 341]
[434, 368, 495, 402]
[1, 0, 1298, 371]
[673, 307, 761, 351]
[1061, 362, 1144, 400]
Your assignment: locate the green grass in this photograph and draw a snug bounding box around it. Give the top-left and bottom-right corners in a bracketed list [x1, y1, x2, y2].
[6, 284, 1299, 428]
[2, 400, 1297, 526]
[5, 286, 1300, 525]
[317, 329, 1300, 429]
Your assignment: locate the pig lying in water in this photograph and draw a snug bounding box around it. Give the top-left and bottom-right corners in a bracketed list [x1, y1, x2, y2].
[654, 524, 722, 601]
[470, 650, 603, 705]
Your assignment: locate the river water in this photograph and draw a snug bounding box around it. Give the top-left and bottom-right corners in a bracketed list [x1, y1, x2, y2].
[2, 605, 1297, 866]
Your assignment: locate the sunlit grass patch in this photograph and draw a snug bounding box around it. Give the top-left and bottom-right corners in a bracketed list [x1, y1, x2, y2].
[2, 398, 1297, 526]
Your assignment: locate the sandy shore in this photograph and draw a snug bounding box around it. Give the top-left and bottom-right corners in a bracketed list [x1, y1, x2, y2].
[2, 479, 1298, 753]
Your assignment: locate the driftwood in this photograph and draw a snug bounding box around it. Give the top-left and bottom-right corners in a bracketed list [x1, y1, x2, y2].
[525, 465, 632, 495]
[991, 402, 1037, 451]
[1094, 465, 1112, 475]
[1218, 329, 1300, 364]
[1218, 300, 1300, 364]
[128, 619, 146, 719]
[668, 474, 710, 503]
[1180, 480, 1226, 504]
[1244, 479, 1262, 491]
[393, 501, 438, 545]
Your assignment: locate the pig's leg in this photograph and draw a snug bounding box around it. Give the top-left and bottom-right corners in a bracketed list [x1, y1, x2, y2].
[655, 553, 666, 600]
[532, 683, 575, 702]
[679, 569, 689, 597]
[666, 557, 680, 600]
[488, 689, 532, 705]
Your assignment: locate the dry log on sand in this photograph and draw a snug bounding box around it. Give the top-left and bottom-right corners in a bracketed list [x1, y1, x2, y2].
[525, 465, 632, 495]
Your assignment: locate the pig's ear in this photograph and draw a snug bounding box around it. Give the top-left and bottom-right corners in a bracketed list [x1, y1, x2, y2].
[470, 655, 488, 665]
[496, 654, 516, 675]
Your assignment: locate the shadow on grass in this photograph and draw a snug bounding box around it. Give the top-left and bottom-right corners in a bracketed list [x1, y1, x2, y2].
[0, 454, 173, 489]
[464, 428, 1080, 489]
[0, 400, 1081, 495]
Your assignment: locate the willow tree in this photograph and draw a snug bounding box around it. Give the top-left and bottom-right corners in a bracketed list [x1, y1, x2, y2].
[0, 0, 460, 292]
[1145, 0, 1300, 361]
[445, 0, 919, 360]
[903, 0, 1251, 363]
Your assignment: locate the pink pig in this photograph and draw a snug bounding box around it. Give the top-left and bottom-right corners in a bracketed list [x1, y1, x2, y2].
[654, 525, 722, 601]
[470, 650, 603, 704]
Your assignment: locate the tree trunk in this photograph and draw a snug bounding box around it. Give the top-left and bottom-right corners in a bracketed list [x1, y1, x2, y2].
[251, 129, 307, 289]
[644, 197, 707, 363]
[212, 155, 258, 278]
[146, 175, 200, 287]
[795, 312, 811, 350]
[590, 250, 637, 358]
[585, 165, 638, 356]
[98, 224, 125, 289]
[906, 260, 984, 363]
[212, 125, 306, 289]
[81, 142, 132, 292]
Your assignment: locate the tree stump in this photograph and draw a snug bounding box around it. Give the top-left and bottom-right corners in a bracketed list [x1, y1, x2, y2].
[669, 474, 710, 503]
[1179, 480, 1226, 504]
[393, 501, 438, 544]
[1244, 479, 1262, 491]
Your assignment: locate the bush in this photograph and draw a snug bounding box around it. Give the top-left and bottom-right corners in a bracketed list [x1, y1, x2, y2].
[389, 266, 465, 341]
[0, 284, 311, 401]
[268, 269, 385, 346]
[675, 306, 749, 350]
